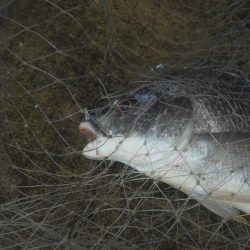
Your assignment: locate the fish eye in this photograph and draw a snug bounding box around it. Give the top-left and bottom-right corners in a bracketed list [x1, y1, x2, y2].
[116, 100, 133, 113]
[119, 101, 131, 112]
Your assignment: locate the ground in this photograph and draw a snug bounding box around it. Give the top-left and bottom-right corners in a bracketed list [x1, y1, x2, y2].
[1, 0, 250, 249]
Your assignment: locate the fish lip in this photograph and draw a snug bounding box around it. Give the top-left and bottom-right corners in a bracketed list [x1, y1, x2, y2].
[79, 120, 107, 142]
[79, 121, 98, 142]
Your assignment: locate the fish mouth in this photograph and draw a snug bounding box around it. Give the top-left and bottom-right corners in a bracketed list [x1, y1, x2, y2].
[79, 120, 111, 160]
[79, 121, 98, 142]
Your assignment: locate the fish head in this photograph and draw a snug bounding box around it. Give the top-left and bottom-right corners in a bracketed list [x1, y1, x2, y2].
[79, 83, 193, 168]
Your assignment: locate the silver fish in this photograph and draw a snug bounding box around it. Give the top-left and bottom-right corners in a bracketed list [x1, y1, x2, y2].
[80, 69, 250, 221]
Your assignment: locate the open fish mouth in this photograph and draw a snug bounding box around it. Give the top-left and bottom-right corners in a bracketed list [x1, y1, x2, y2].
[79, 120, 112, 160]
[79, 121, 98, 142]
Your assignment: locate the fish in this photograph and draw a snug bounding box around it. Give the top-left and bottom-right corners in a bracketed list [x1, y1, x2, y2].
[79, 68, 250, 221]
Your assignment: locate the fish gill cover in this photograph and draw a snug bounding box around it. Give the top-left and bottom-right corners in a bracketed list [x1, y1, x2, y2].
[1, 0, 250, 249]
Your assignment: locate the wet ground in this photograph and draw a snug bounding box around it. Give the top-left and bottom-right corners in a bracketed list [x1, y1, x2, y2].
[1, 0, 250, 249]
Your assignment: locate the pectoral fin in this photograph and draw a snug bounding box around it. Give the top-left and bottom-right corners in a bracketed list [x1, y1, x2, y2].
[201, 198, 240, 219]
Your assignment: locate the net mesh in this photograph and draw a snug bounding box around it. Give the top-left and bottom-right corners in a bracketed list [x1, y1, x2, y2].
[1, 0, 250, 249]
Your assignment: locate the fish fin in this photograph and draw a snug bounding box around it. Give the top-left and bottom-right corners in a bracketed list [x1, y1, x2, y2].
[195, 132, 250, 144]
[211, 192, 250, 216]
[200, 196, 250, 223]
[200, 198, 241, 220]
[237, 215, 249, 223]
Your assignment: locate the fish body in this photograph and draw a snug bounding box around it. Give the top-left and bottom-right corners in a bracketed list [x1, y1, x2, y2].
[80, 69, 250, 220]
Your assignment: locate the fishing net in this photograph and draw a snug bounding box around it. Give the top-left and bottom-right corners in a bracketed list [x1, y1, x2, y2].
[1, 0, 250, 249]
